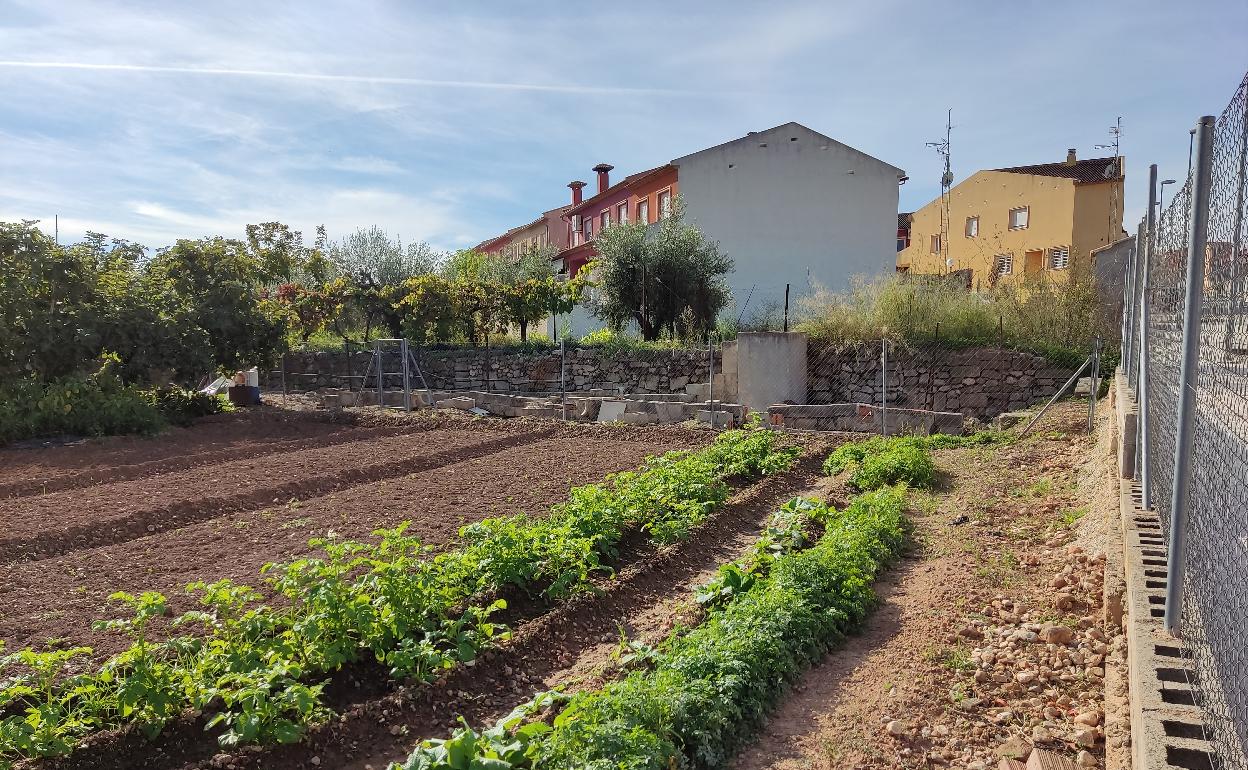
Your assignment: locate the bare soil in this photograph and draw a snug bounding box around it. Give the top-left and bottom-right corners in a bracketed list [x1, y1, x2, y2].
[1, 426, 688, 659]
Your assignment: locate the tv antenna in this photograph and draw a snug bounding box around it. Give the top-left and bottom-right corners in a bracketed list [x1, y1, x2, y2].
[1094, 116, 1123, 243]
[926, 109, 954, 275]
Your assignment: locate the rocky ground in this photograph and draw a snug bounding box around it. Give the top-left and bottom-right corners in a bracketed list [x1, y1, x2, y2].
[734, 400, 1130, 770]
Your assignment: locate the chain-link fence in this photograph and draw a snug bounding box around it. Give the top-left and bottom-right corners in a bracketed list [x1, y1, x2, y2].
[1125, 72, 1248, 769]
[804, 332, 1093, 434]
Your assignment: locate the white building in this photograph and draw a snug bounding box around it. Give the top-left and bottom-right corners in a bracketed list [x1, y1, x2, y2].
[672, 122, 906, 326]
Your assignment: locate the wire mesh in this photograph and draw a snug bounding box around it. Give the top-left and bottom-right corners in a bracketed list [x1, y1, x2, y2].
[1136, 73, 1248, 769]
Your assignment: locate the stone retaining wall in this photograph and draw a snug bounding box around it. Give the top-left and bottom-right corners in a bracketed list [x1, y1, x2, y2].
[807, 345, 1076, 420]
[270, 347, 717, 395]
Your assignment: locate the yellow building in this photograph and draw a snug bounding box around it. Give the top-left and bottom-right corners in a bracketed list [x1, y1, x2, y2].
[897, 150, 1124, 286]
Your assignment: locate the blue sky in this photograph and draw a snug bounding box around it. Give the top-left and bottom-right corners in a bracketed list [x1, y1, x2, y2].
[1, 0, 1245, 252]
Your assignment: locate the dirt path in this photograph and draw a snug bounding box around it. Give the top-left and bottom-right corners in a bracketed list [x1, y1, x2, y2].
[0, 434, 675, 657]
[734, 403, 1123, 770]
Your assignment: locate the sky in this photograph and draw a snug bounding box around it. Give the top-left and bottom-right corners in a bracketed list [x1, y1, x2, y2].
[1, 0, 1245, 253]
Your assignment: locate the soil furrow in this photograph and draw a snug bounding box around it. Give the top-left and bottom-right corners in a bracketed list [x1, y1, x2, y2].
[0, 424, 416, 500]
[191, 453, 833, 770]
[0, 429, 528, 562]
[0, 435, 675, 657]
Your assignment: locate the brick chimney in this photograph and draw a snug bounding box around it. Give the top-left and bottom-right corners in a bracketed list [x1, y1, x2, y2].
[568, 180, 586, 206]
[1066, 148, 1077, 166]
[592, 163, 614, 194]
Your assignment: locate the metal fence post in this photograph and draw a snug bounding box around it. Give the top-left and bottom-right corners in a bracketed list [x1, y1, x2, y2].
[707, 337, 716, 426]
[1139, 166, 1158, 507]
[559, 338, 568, 421]
[400, 339, 412, 411]
[1224, 93, 1248, 352]
[1087, 336, 1102, 432]
[880, 337, 888, 436]
[1164, 115, 1217, 636]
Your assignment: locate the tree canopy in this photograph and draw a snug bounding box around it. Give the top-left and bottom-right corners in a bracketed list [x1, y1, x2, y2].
[589, 205, 732, 341]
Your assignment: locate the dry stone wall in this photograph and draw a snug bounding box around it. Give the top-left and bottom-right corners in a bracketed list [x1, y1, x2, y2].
[269, 347, 717, 395]
[807, 344, 1076, 420]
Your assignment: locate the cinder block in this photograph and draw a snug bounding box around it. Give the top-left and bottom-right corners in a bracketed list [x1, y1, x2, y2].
[697, 410, 733, 428]
[435, 396, 477, 410]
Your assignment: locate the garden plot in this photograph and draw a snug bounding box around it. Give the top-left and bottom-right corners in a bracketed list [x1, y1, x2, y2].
[0, 426, 522, 561]
[4, 418, 797, 770]
[0, 431, 682, 659]
[0, 420, 413, 499]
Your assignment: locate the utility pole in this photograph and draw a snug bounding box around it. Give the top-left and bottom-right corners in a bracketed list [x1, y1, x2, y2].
[926, 110, 954, 276]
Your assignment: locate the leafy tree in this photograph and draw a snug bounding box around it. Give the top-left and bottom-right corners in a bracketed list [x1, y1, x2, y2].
[590, 203, 732, 341]
[328, 226, 441, 337]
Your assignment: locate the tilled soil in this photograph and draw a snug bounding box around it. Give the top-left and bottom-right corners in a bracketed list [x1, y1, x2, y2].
[0, 413, 351, 495]
[732, 402, 1123, 770]
[0, 428, 510, 561]
[1, 433, 678, 658]
[43, 445, 835, 770]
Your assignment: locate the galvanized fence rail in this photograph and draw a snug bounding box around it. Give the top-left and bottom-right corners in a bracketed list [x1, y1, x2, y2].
[1124, 72, 1248, 769]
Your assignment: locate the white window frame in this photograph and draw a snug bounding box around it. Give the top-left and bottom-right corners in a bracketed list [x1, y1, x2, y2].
[583, 216, 593, 241]
[1008, 206, 1030, 230]
[1049, 247, 1070, 270]
[638, 198, 650, 224]
[657, 189, 672, 219]
[930, 234, 941, 254]
[617, 202, 628, 223]
[600, 210, 610, 230]
[965, 216, 979, 238]
[995, 253, 1014, 275]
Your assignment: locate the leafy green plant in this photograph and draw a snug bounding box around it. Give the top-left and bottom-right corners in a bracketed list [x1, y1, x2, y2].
[143, 387, 233, 426]
[394, 692, 565, 770]
[0, 422, 799, 765]
[823, 436, 936, 490]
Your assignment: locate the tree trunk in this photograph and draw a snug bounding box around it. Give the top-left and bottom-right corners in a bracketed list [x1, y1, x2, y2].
[519, 319, 528, 342]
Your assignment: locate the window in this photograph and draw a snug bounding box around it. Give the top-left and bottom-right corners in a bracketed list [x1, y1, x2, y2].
[1008, 206, 1029, 230]
[897, 238, 907, 252]
[600, 211, 610, 230]
[930, 234, 941, 254]
[658, 190, 672, 219]
[1049, 247, 1070, 270]
[995, 253, 1014, 275]
[617, 203, 628, 223]
[583, 216, 593, 241]
[638, 198, 650, 224]
[964, 216, 979, 238]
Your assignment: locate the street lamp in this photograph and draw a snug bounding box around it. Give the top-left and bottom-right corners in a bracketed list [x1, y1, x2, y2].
[1158, 178, 1177, 214]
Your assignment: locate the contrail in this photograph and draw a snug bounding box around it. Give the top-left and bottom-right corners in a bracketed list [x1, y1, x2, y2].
[0, 60, 695, 96]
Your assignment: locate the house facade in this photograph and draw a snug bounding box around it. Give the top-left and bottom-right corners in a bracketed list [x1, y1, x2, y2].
[671, 122, 905, 323]
[475, 204, 571, 259]
[896, 151, 1125, 286]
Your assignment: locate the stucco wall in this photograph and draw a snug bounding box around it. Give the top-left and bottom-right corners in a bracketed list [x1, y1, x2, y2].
[673, 124, 902, 324]
[734, 332, 808, 412]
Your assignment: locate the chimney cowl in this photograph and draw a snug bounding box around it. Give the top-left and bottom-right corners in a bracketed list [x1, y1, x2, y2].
[592, 163, 614, 194]
[1066, 148, 1077, 166]
[568, 180, 586, 205]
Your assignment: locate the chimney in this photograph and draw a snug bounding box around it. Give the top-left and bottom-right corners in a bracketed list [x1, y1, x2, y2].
[592, 163, 614, 194]
[1066, 148, 1077, 166]
[568, 180, 586, 206]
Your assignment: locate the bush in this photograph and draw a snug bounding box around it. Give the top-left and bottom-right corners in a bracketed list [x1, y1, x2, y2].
[822, 436, 936, 490]
[144, 387, 233, 427]
[795, 274, 1117, 362]
[0, 360, 165, 445]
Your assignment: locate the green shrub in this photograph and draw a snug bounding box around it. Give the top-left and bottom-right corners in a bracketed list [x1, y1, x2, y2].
[822, 436, 936, 490]
[144, 387, 233, 427]
[0, 360, 165, 445]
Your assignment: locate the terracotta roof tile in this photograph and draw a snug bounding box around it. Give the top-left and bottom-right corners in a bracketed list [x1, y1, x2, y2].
[995, 156, 1121, 185]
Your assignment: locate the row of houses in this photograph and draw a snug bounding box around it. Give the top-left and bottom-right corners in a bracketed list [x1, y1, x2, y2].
[475, 123, 1127, 337]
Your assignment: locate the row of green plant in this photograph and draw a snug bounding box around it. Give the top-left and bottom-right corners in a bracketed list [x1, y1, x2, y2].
[394, 484, 910, 770]
[0, 357, 233, 445]
[821, 431, 1012, 490]
[0, 426, 798, 765]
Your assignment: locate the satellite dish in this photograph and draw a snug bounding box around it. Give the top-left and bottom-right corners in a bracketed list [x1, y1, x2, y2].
[1102, 161, 1117, 179]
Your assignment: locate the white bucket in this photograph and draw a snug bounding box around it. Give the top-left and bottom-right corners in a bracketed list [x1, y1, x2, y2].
[244, 367, 259, 387]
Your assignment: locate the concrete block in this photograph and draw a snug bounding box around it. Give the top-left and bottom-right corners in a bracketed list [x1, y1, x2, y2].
[619, 412, 658, 425]
[720, 340, 738, 376]
[654, 401, 687, 424]
[435, 396, 477, 411]
[697, 409, 733, 428]
[598, 400, 627, 423]
[685, 382, 710, 400]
